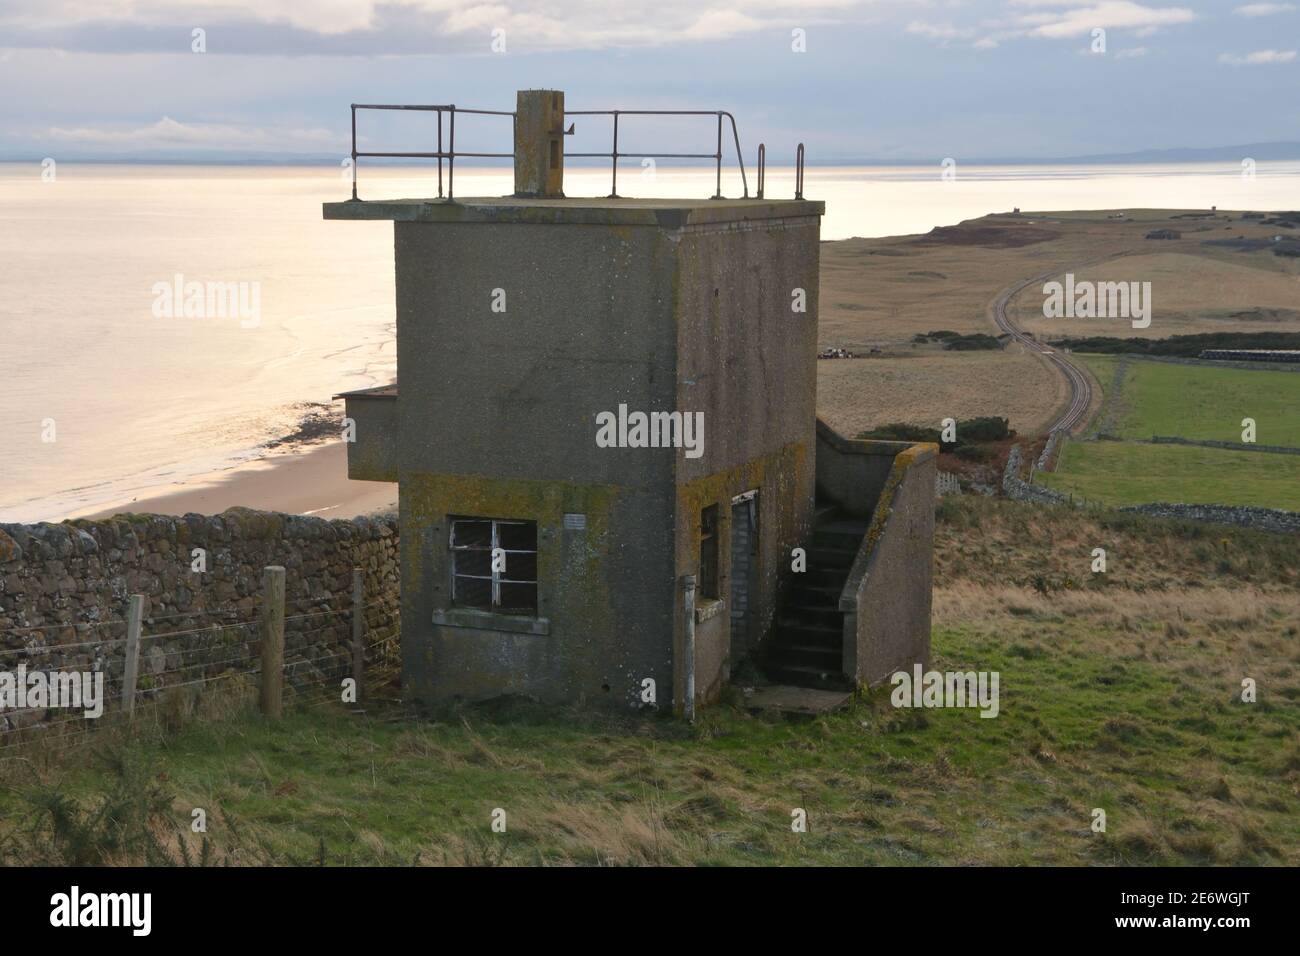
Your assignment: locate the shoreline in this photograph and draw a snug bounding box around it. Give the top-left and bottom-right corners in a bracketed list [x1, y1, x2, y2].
[71, 441, 396, 523]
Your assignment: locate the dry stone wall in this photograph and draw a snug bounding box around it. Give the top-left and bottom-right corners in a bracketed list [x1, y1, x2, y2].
[0, 508, 399, 731]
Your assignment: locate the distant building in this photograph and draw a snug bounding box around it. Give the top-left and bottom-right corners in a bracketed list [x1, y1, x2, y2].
[325, 89, 935, 714]
[1145, 228, 1181, 240]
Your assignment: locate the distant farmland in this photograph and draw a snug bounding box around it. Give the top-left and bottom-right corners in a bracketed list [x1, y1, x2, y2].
[1078, 355, 1300, 446]
[1041, 356, 1300, 509]
[1039, 440, 1300, 510]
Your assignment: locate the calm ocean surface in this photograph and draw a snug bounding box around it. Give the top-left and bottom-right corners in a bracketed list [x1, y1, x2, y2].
[1, 161, 1297, 522]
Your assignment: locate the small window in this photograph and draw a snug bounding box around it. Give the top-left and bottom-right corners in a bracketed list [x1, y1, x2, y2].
[698, 504, 719, 599]
[450, 517, 538, 614]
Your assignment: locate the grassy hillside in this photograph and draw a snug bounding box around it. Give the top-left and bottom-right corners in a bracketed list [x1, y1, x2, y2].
[2, 500, 1296, 867]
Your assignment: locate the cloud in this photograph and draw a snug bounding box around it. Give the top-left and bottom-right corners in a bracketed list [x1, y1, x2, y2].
[0, 0, 878, 54]
[906, 20, 976, 40]
[905, 2, 1194, 50]
[1233, 3, 1296, 16]
[44, 116, 337, 151]
[1115, 45, 1148, 57]
[1218, 48, 1297, 64]
[1017, 2, 1195, 39]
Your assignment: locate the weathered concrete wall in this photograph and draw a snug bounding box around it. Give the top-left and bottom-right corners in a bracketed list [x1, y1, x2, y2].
[814, 419, 911, 519]
[399, 471, 674, 708]
[341, 389, 399, 482]
[385, 216, 681, 708]
[0, 510, 398, 729]
[671, 214, 822, 708]
[391, 220, 678, 490]
[835, 443, 937, 687]
[693, 598, 728, 704]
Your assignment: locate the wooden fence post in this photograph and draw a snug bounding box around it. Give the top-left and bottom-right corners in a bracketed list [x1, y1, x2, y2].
[351, 568, 364, 704]
[260, 566, 285, 718]
[122, 594, 146, 716]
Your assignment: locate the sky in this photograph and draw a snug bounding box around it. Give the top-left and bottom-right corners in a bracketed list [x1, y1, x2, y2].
[1, 1, 1298, 163]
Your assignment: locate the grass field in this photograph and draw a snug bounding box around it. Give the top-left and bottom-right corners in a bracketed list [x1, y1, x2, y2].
[1038, 440, 1300, 510]
[1012, 252, 1300, 341]
[817, 350, 1064, 437]
[3, 500, 1296, 867]
[1078, 355, 1300, 446]
[817, 209, 1300, 439]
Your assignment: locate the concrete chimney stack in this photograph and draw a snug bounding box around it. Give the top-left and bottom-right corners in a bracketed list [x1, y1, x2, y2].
[513, 89, 565, 198]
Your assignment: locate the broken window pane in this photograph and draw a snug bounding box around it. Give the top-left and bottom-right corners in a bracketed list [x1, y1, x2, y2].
[498, 582, 538, 614]
[452, 574, 492, 609]
[451, 519, 493, 549]
[449, 515, 539, 615]
[497, 521, 537, 551]
[500, 551, 537, 581]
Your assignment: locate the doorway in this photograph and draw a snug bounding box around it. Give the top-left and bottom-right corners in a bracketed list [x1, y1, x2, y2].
[729, 490, 759, 659]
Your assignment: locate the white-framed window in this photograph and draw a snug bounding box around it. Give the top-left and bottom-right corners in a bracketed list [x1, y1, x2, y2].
[449, 517, 538, 614]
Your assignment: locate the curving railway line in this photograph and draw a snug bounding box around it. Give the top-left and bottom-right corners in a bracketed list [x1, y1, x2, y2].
[989, 270, 1095, 435]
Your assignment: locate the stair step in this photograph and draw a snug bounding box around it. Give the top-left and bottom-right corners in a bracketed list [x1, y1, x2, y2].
[794, 568, 850, 589]
[783, 601, 844, 616]
[776, 623, 842, 646]
[788, 585, 843, 606]
[815, 516, 870, 535]
[767, 644, 842, 668]
[765, 664, 853, 692]
[813, 503, 839, 522]
[812, 529, 863, 549]
[807, 546, 857, 569]
[778, 607, 843, 629]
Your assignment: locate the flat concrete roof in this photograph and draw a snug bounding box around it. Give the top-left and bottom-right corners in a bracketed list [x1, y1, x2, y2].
[334, 384, 397, 400]
[322, 196, 824, 228]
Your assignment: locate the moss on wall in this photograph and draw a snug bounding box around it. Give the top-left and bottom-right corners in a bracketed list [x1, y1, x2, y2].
[398, 470, 677, 704]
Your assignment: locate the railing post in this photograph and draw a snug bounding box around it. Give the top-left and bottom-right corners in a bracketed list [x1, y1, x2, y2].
[351, 568, 365, 704]
[448, 107, 456, 201]
[611, 111, 619, 198]
[713, 113, 724, 199]
[757, 143, 766, 199]
[122, 594, 145, 716]
[350, 105, 358, 201]
[682, 573, 697, 722]
[260, 566, 285, 718]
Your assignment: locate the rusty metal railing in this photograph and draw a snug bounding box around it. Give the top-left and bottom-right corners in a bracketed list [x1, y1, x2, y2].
[564, 109, 748, 199]
[349, 103, 516, 201]
[347, 101, 757, 202]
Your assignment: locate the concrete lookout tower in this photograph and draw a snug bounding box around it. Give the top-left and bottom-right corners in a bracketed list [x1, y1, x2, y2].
[328, 89, 935, 716]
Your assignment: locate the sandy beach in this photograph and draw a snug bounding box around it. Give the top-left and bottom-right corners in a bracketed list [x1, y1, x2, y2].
[74, 442, 396, 522]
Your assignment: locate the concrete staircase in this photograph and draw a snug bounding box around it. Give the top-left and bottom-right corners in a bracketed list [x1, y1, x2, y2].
[762, 503, 868, 691]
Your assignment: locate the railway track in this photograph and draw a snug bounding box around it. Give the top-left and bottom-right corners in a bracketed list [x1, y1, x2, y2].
[989, 270, 1095, 435]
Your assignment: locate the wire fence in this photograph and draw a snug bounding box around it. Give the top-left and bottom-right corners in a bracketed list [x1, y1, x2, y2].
[0, 569, 401, 757]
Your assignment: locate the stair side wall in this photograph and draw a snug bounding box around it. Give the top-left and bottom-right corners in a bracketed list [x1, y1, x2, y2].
[813, 419, 911, 519]
[836, 442, 937, 686]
